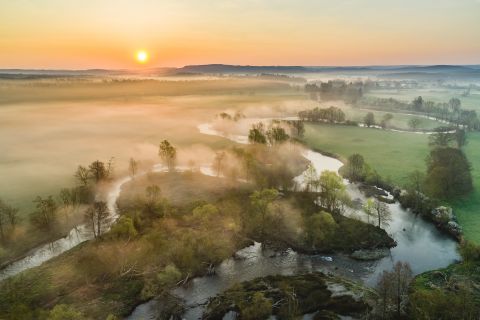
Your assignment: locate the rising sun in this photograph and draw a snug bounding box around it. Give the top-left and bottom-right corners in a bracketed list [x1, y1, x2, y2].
[136, 50, 149, 64]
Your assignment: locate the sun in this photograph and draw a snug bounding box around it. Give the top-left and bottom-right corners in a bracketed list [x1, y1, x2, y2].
[136, 50, 149, 64]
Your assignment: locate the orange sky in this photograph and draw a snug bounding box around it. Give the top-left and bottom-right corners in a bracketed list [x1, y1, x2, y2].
[1, 0, 479, 69]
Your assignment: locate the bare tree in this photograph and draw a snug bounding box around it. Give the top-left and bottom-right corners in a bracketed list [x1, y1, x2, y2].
[84, 201, 110, 238]
[129, 158, 138, 178]
[74, 165, 90, 186]
[376, 261, 413, 318]
[373, 199, 391, 228]
[213, 151, 226, 177]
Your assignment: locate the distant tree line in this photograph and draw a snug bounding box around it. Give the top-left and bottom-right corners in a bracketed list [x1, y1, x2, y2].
[305, 80, 364, 103]
[357, 96, 480, 131]
[298, 106, 346, 123]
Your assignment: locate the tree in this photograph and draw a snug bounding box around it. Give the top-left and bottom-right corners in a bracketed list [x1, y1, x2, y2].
[250, 189, 278, 240]
[372, 198, 391, 228]
[425, 147, 472, 199]
[84, 201, 110, 238]
[74, 165, 90, 186]
[380, 113, 393, 129]
[412, 96, 424, 111]
[304, 211, 337, 248]
[89, 160, 109, 183]
[429, 130, 454, 148]
[408, 118, 421, 130]
[449, 97, 461, 123]
[405, 170, 426, 213]
[248, 123, 267, 144]
[213, 151, 226, 177]
[376, 261, 413, 318]
[109, 216, 137, 240]
[145, 185, 161, 215]
[347, 154, 365, 181]
[129, 158, 138, 178]
[159, 140, 177, 171]
[302, 163, 318, 192]
[30, 196, 57, 231]
[191, 203, 220, 226]
[454, 129, 467, 148]
[266, 126, 289, 145]
[318, 171, 347, 212]
[289, 120, 305, 138]
[364, 112, 375, 127]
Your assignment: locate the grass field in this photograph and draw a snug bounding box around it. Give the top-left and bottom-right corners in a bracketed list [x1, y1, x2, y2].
[302, 123, 429, 185]
[302, 123, 480, 243]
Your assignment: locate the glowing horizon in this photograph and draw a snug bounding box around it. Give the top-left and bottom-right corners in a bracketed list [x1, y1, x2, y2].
[1, 0, 479, 69]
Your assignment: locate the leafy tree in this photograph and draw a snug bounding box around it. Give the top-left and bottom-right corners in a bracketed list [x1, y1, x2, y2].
[266, 126, 289, 145]
[346, 154, 365, 181]
[84, 201, 110, 238]
[302, 163, 318, 192]
[380, 113, 394, 128]
[304, 211, 337, 248]
[412, 96, 424, 111]
[30, 196, 57, 231]
[156, 264, 182, 288]
[159, 140, 177, 171]
[109, 216, 137, 240]
[428, 130, 454, 148]
[248, 123, 267, 144]
[408, 118, 422, 130]
[191, 203, 220, 225]
[454, 128, 467, 148]
[425, 147, 472, 199]
[318, 171, 347, 212]
[250, 189, 278, 240]
[364, 112, 375, 127]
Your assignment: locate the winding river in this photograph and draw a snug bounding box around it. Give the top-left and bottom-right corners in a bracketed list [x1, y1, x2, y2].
[0, 117, 461, 320]
[127, 120, 460, 319]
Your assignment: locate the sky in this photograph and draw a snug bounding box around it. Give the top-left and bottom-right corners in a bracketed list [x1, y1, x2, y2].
[0, 0, 479, 69]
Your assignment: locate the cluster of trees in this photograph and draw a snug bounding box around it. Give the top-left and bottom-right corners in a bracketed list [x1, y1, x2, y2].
[342, 154, 389, 190]
[0, 199, 19, 243]
[358, 95, 480, 130]
[298, 106, 346, 123]
[425, 145, 473, 199]
[217, 111, 245, 121]
[302, 166, 349, 213]
[248, 122, 290, 145]
[305, 80, 364, 103]
[159, 140, 177, 171]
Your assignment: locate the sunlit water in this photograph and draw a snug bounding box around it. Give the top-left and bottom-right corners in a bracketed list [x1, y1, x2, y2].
[127, 121, 460, 319]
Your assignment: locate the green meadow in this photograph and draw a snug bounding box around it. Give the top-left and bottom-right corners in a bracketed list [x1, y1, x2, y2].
[302, 123, 480, 243]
